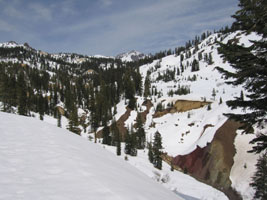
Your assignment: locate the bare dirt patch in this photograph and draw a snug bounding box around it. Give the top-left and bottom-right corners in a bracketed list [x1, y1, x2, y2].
[96, 107, 132, 141]
[153, 100, 210, 118]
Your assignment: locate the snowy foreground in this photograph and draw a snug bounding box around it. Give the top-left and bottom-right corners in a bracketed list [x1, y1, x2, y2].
[0, 112, 181, 200]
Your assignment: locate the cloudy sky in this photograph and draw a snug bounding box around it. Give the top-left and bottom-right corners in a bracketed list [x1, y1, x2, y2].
[0, 0, 238, 56]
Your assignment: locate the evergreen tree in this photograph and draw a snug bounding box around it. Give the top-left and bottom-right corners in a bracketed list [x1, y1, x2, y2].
[250, 151, 267, 200]
[124, 126, 137, 156]
[212, 88, 216, 100]
[116, 135, 121, 156]
[38, 93, 45, 120]
[191, 59, 199, 72]
[153, 131, 163, 170]
[219, 97, 223, 104]
[17, 72, 28, 116]
[148, 142, 154, 164]
[67, 107, 80, 135]
[216, 0, 267, 153]
[144, 74, 151, 98]
[124, 128, 132, 154]
[207, 104, 211, 111]
[208, 52, 213, 65]
[136, 113, 146, 149]
[57, 112, 62, 128]
[0, 73, 12, 112]
[110, 119, 120, 147]
[102, 124, 111, 145]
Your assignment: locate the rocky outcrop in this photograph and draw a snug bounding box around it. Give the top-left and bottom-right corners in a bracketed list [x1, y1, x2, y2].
[172, 120, 242, 200]
[154, 100, 210, 118]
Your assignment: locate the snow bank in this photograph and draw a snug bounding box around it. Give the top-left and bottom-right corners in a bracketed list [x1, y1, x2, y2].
[0, 112, 181, 200]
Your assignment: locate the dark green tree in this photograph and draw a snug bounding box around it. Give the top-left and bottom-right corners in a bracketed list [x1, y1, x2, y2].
[102, 124, 111, 145]
[67, 107, 80, 135]
[57, 112, 62, 128]
[216, 0, 267, 153]
[116, 135, 121, 156]
[250, 151, 267, 200]
[136, 113, 146, 149]
[153, 131, 163, 170]
[17, 72, 28, 116]
[191, 59, 199, 72]
[124, 126, 137, 156]
[144, 74, 151, 98]
[148, 142, 154, 164]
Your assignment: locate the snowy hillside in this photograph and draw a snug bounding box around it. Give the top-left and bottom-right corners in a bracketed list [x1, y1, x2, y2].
[121, 31, 261, 199]
[0, 41, 26, 49]
[0, 30, 263, 200]
[116, 50, 146, 62]
[135, 31, 261, 156]
[0, 111, 181, 200]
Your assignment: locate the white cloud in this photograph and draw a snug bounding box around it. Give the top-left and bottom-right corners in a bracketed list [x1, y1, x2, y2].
[99, 0, 112, 7]
[29, 3, 53, 21]
[50, 0, 237, 55]
[0, 0, 237, 55]
[0, 19, 15, 32]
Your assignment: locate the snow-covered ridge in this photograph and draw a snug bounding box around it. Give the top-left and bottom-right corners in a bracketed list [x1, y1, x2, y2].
[92, 54, 114, 59]
[0, 41, 22, 48]
[0, 111, 181, 200]
[116, 50, 146, 62]
[0, 41, 34, 51]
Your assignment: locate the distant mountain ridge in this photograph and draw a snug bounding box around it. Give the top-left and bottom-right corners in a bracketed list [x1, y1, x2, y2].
[116, 50, 146, 62]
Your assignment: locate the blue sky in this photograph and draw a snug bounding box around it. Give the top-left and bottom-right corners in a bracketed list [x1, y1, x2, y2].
[0, 0, 238, 56]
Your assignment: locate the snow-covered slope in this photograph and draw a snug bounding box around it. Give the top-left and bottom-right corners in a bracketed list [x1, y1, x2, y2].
[102, 143, 228, 200]
[116, 50, 146, 62]
[137, 31, 261, 156]
[0, 41, 24, 48]
[129, 31, 262, 199]
[0, 112, 181, 200]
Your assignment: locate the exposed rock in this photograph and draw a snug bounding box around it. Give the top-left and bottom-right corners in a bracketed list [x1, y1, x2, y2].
[172, 120, 242, 200]
[154, 100, 210, 118]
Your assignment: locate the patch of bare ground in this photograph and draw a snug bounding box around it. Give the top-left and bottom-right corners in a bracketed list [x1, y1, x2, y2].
[133, 100, 153, 128]
[153, 100, 210, 118]
[96, 107, 132, 141]
[97, 100, 153, 141]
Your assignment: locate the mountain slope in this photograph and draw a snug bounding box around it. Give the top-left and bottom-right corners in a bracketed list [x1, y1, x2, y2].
[0, 30, 263, 200]
[116, 50, 146, 62]
[0, 111, 181, 200]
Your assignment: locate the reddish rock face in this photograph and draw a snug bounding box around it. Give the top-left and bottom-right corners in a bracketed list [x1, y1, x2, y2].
[173, 146, 207, 174]
[172, 120, 242, 200]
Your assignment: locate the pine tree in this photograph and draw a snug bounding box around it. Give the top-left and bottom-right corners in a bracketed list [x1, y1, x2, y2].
[191, 59, 199, 72]
[57, 113, 62, 128]
[116, 135, 121, 156]
[136, 113, 146, 149]
[148, 142, 154, 164]
[153, 131, 163, 170]
[17, 72, 28, 116]
[216, 0, 267, 153]
[124, 128, 132, 154]
[212, 88, 216, 100]
[67, 106, 80, 135]
[124, 126, 137, 156]
[219, 97, 223, 104]
[102, 124, 111, 145]
[250, 151, 267, 200]
[144, 74, 151, 98]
